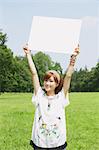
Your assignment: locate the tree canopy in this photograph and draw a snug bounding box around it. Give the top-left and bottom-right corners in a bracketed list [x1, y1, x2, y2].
[0, 31, 99, 92]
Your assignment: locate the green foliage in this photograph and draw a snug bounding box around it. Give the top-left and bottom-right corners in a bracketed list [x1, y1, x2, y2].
[11, 57, 33, 92]
[70, 64, 99, 92]
[0, 31, 63, 92]
[50, 62, 63, 75]
[0, 45, 13, 92]
[0, 31, 7, 46]
[33, 52, 63, 85]
[0, 31, 99, 92]
[33, 52, 52, 85]
[90, 63, 99, 91]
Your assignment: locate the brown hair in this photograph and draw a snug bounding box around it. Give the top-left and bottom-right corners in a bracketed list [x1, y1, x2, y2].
[43, 72, 63, 94]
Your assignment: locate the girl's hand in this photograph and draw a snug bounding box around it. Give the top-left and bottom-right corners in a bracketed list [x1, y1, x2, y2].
[23, 44, 31, 55]
[72, 44, 80, 57]
[70, 44, 80, 66]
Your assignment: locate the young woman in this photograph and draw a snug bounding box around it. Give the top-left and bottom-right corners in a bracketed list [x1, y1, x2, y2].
[23, 44, 79, 150]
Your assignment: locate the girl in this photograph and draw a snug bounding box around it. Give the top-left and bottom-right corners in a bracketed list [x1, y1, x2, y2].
[23, 44, 79, 150]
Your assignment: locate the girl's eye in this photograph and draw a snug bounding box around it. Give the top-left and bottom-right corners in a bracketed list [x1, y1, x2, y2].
[45, 79, 48, 82]
[49, 80, 54, 82]
[44, 79, 54, 82]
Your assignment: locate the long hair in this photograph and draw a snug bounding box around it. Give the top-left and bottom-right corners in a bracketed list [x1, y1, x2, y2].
[43, 72, 64, 94]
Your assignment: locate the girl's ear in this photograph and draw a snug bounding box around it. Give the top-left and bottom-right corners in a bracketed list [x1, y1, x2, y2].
[56, 83, 59, 87]
[55, 78, 64, 94]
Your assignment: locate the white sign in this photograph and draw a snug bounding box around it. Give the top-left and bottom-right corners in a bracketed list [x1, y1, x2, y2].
[28, 16, 82, 54]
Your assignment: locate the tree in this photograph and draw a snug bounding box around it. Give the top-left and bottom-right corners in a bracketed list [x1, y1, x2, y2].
[87, 63, 99, 92]
[71, 67, 90, 92]
[1, 31, 98, 92]
[0, 31, 7, 46]
[33, 52, 63, 86]
[0, 31, 14, 92]
[0, 30, 63, 93]
[10, 57, 32, 92]
[50, 62, 63, 75]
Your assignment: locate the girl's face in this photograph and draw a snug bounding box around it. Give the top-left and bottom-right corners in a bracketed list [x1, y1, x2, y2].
[44, 76, 58, 93]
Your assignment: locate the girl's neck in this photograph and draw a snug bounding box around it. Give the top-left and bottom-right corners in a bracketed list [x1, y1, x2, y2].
[46, 91, 55, 96]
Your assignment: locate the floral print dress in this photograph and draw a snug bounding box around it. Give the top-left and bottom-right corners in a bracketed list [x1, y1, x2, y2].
[31, 87, 69, 148]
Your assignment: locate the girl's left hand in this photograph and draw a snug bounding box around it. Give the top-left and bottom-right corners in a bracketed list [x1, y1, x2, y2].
[70, 44, 80, 66]
[72, 44, 80, 57]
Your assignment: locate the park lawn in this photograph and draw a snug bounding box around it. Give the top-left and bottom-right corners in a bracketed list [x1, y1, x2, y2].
[0, 92, 99, 150]
[67, 92, 99, 150]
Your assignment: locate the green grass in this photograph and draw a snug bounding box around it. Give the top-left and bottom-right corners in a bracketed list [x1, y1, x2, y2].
[67, 93, 99, 150]
[0, 92, 99, 150]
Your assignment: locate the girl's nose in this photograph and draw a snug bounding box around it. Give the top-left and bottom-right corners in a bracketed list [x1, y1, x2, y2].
[46, 81, 50, 85]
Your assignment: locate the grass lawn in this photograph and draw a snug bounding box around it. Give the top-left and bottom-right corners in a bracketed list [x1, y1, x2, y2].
[0, 92, 99, 150]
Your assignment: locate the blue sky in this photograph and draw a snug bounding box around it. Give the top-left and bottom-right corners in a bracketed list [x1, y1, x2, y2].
[0, 0, 99, 72]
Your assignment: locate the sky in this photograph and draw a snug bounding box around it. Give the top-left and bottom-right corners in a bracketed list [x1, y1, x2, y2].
[0, 0, 99, 72]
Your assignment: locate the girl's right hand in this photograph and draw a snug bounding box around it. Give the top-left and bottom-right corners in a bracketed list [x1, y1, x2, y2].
[23, 44, 31, 54]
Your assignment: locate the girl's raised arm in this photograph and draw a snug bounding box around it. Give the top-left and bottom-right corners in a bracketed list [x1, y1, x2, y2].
[63, 45, 80, 97]
[23, 44, 40, 95]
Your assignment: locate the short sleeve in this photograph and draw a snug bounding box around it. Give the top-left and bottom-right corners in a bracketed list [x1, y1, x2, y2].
[58, 89, 70, 107]
[32, 86, 44, 106]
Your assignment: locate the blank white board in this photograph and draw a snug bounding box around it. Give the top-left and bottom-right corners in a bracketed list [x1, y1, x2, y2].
[28, 16, 82, 54]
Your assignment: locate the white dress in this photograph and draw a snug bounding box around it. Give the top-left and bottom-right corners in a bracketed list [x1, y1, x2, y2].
[31, 87, 69, 148]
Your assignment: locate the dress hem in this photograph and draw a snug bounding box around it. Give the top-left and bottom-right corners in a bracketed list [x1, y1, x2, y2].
[30, 140, 67, 150]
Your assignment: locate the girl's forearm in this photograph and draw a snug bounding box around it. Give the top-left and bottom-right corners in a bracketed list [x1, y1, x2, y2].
[63, 56, 76, 95]
[66, 65, 74, 77]
[66, 54, 77, 77]
[23, 45, 40, 93]
[26, 53, 37, 75]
